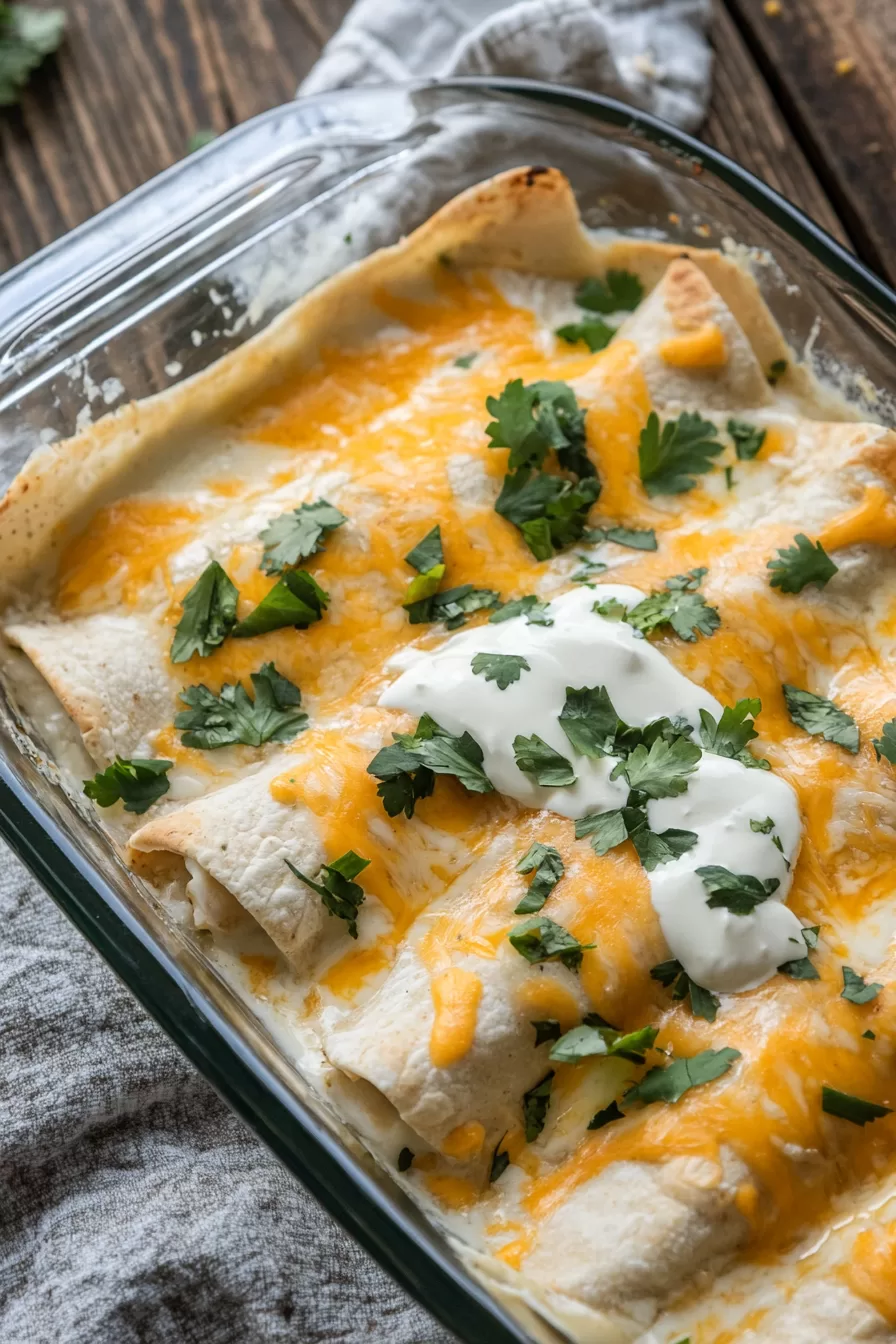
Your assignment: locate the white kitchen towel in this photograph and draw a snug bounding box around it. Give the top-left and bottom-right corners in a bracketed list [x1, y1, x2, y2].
[301, 0, 714, 132]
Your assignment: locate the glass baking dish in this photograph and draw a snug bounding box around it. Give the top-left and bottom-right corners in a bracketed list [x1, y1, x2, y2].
[2, 78, 896, 1344]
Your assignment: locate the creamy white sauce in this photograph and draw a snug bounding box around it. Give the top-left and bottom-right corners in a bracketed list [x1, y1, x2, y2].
[380, 585, 804, 993]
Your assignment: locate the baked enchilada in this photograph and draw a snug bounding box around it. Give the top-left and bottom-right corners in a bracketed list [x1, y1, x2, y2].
[3, 166, 896, 1342]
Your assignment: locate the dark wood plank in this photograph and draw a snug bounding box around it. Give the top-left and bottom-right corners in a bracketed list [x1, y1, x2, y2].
[724, 0, 896, 283]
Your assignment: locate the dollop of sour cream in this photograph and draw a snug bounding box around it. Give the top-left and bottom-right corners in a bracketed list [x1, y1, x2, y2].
[380, 585, 805, 994]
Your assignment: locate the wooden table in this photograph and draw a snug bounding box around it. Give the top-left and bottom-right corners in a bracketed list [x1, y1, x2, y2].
[1, 0, 893, 285]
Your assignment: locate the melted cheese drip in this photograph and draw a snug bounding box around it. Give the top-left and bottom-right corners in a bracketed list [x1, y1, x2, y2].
[659, 322, 728, 368]
[429, 967, 483, 1068]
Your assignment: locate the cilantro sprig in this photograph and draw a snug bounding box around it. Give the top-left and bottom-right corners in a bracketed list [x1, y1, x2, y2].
[783, 684, 859, 753]
[699, 698, 769, 770]
[367, 714, 493, 818]
[285, 850, 369, 939]
[624, 569, 720, 642]
[471, 652, 530, 689]
[638, 411, 725, 496]
[768, 534, 838, 594]
[515, 841, 564, 914]
[258, 499, 347, 575]
[170, 561, 238, 663]
[575, 270, 644, 314]
[83, 757, 173, 814]
[175, 663, 307, 749]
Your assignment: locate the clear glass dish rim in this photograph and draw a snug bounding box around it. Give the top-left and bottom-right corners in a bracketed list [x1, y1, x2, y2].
[2, 76, 896, 1344]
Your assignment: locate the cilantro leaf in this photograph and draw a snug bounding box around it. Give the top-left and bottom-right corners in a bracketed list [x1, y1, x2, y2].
[575, 270, 644, 314]
[258, 499, 347, 574]
[629, 821, 698, 872]
[489, 595, 554, 627]
[175, 662, 307, 749]
[404, 525, 443, 573]
[583, 524, 657, 551]
[0, 4, 65, 107]
[555, 319, 614, 352]
[513, 734, 577, 787]
[873, 719, 896, 765]
[486, 379, 547, 468]
[588, 1100, 625, 1131]
[489, 1138, 510, 1182]
[571, 556, 608, 583]
[625, 1047, 740, 1106]
[576, 805, 697, 871]
[778, 955, 820, 980]
[783, 684, 859, 753]
[612, 734, 702, 799]
[508, 915, 594, 972]
[454, 352, 477, 369]
[727, 419, 766, 461]
[767, 358, 788, 386]
[559, 685, 621, 758]
[285, 849, 369, 938]
[367, 716, 493, 817]
[403, 564, 445, 607]
[83, 757, 173, 814]
[699, 698, 769, 770]
[471, 652, 531, 690]
[593, 597, 628, 621]
[625, 569, 720, 642]
[841, 966, 882, 1005]
[697, 864, 780, 915]
[821, 1086, 891, 1126]
[549, 1023, 658, 1065]
[496, 472, 600, 559]
[406, 583, 499, 629]
[751, 817, 775, 834]
[638, 411, 725, 496]
[233, 569, 329, 637]
[768, 534, 838, 594]
[515, 842, 564, 914]
[522, 1072, 554, 1142]
[532, 1019, 562, 1046]
[170, 561, 239, 663]
[575, 807, 629, 856]
[650, 959, 719, 1022]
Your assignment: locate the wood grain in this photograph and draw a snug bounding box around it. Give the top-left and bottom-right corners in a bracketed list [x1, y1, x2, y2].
[724, 0, 896, 282]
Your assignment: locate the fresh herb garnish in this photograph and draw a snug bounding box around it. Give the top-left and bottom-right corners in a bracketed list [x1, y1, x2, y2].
[872, 719, 896, 764]
[768, 534, 838, 594]
[496, 470, 600, 560]
[650, 959, 720, 1022]
[83, 757, 173, 814]
[767, 358, 788, 386]
[532, 1019, 562, 1046]
[397, 1147, 414, 1172]
[454, 352, 478, 369]
[727, 419, 766, 461]
[508, 915, 594, 972]
[583, 524, 658, 551]
[697, 864, 779, 915]
[471, 652, 531, 690]
[549, 1022, 657, 1065]
[407, 584, 499, 629]
[489, 595, 554, 627]
[821, 1086, 891, 1127]
[170, 561, 238, 663]
[0, 3, 65, 107]
[783, 684, 859, 753]
[555, 319, 614, 352]
[575, 805, 697, 871]
[613, 733, 702, 799]
[751, 816, 775, 834]
[778, 926, 821, 979]
[522, 1072, 554, 1142]
[513, 734, 577, 787]
[175, 663, 307, 749]
[515, 842, 564, 914]
[367, 714, 493, 818]
[625, 1047, 740, 1106]
[699, 698, 769, 770]
[593, 597, 628, 621]
[558, 685, 620, 758]
[233, 569, 329, 637]
[404, 525, 444, 573]
[575, 270, 644, 314]
[625, 569, 720, 642]
[588, 1100, 625, 1130]
[258, 499, 347, 574]
[841, 966, 883, 1005]
[489, 1137, 510, 1182]
[571, 556, 608, 583]
[638, 411, 725, 496]
[285, 849, 369, 939]
[864, 1030, 877, 1040]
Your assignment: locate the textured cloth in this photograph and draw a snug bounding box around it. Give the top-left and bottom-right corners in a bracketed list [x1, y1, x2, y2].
[2, 5, 715, 1343]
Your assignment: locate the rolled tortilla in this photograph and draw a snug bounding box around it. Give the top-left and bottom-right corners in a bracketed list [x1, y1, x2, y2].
[744, 1277, 896, 1343]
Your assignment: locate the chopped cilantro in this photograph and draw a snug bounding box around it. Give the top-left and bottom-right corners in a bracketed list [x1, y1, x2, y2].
[821, 1086, 891, 1126]
[750, 817, 775, 834]
[864, 1030, 877, 1040]
[513, 734, 576, 787]
[699, 697, 769, 770]
[783, 684, 859, 753]
[638, 411, 725, 496]
[285, 849, 369, 939]
[625, 569, 721, 642]
[801, 925, 821, 949]
[233, 569, 329, 637]
[778, 927, 821, 979]
[496, 471, 600, 560]
[588, 1100, 625, 1131]
[555, 319, 614, 352]
[697, 864, 779, 915]
[406, 584, 499, 629]
[0, 3, 65, 107]
[489, 595, 554, 627]
[522, 1072, 554, 1142]
[571, 556, 608, 583]
[625, 1047, 740, 1106]
[724, 466, 735, 491]
[575, 807, 629, 855]
[575, 805, 696, 872]
[629, 819, 698, 871]
[258, 499, 347, 574]
[575, 270, 644, 314]
[403, 564, 445, 607]
[175, 663, 307, 749]
[559, 685, 620, 758]
[768, 534, 838, 594]
[471, 652, 531, 690]
[170, 561, 238, 663]
[583, 525, 658, 551]
[489, 1138, 510, 1183]
[650, 959, 719, 1022]
[454, 352, 478, 369]
[872, 718, 896, 765]
[397, 1147, 414, 1172]
[508, 915, 594, 972]
[515, 841, 564, 914]
[612, 734, 702, 799]
[767, 358, 788, 386]
[367, 714, 493, 818]
[83, 757, 173, 814]
[404, 525, 444, 573]
[727, 419, 766, 461]
[841, 966, 882, 1005]
[485, 378, 592, 475]
[593, 597, 627, 621]
[532, 1019, 562, 1046]
[549, 1022, 658, 1065]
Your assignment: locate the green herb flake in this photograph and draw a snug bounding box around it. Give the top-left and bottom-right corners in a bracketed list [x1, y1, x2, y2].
[489, 595, 554, 627]
[767, 358, 788, 386]
[588, 1100, 625, 1131]
[750, 816, 775, 834]
[821, 1085, 892, 1126]
[571, 556, 608, 583]
[0, 3, 65, 107]
[768, 534, 838, 594]
[584, 525, 658, 551]
[727, 419, 767, 461]
[549, 1022, 658, 1065]
[724, 466, 735, 491]
[397, 1147, 414, 1172]
[508, 915, 594, 972]
[699, 697, 769, 770]
[513, 734, 577, 787]
[175, 662, 308, 749]
[778, 927, 821, 979]
[697, 864, 779, 916]
[170, 560, 239, 663]
[864, 1030, 877, 1040]
[638, 411, 725, 497]
[367, 715, 493, 818]
[515, 842, 564, 914]
[406, 583, 499, 629]
[233, 568, 329, 638]
[404, 525, 444, 573]
[522, 1071, 554, 1142]
[872, 718, 896, 765]
[532, 1019, 562, 1047]
[841, 966, 883, 1005]
[83, 757, 173, 815]
[258, 499, 347, 575]
[285, 849, 369, 939]
[555, 319, 614, 352]
[650, 958, 720, 1022]
[559, 684, 621, 759]
[612, 733, 702, 799]
[625, 1047, 740, 1106]
[489, 1138, 510, 1183]
[625, 569, 721, 642]
[471, 652, 531, 690]
[454, 352, 478, 369]
[783, 684, 859, 753]
[575, 270, 644, 314]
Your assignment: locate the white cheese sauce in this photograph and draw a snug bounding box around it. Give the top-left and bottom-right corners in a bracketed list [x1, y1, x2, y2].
[380, 585, 804, 994]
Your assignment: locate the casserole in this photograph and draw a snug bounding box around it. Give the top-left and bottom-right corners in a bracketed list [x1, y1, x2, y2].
[3, 79, 896, 1343]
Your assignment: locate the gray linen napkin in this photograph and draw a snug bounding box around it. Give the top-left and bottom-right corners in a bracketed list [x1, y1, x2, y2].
[1, 3, 713, 1341]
